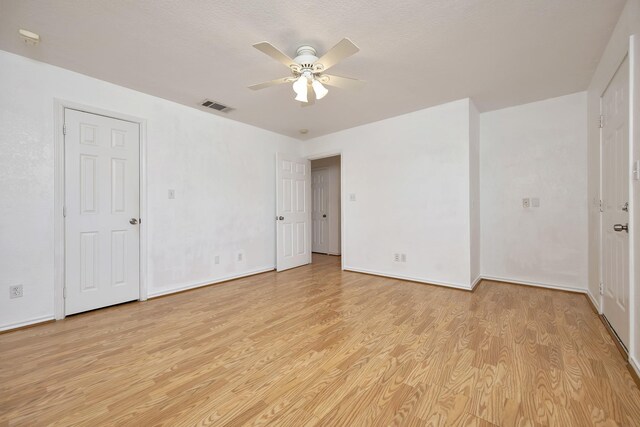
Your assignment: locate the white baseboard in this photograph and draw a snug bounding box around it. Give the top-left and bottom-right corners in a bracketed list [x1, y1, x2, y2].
[630, 356, 640, 378]
[0, 269, 594, 332]
[343, 266, 472, 291]
[0, 315, 55, 332]
[471, 275, 482, 290]
[147, 266, 275, 298]
[480, 275, 586, 294]
[343, 267, 588, 296]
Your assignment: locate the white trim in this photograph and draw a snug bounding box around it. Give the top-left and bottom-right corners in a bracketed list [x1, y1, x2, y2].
[630, 355, 640, 378]
[306, 150, 345, 270]
[597, 91, 605, 315]
[306, 150, 344, 161]
[586, 289, 602, 313]
[629, 33, 638, 373]
[481, 275, 586, 294]
[0, 316, 55, 332]
[139, 112, 149, 302]
[344, 267, 589, 294]
[53, 99, 148, 319]
[147, 266, 275, 298]
[471, 275, 482, 290]
[344, 266, 473, 291]
[53, 101, 65, 320]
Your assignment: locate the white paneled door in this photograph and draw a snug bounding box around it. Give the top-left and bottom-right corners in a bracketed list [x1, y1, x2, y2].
[601, 56, 629, 348]
[312, 168, 330, 254]
[276, 153, 311, 271]
[64, 109, 140, 315]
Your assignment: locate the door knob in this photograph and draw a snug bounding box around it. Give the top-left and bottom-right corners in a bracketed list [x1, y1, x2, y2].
[278, 216, 284, 221]
[323, 214, 327, 218]
[129, 218, 138, 225]
[613, 223, 628, 233]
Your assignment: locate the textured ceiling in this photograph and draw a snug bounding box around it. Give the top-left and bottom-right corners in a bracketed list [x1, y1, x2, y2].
[0, 0, 625, 139]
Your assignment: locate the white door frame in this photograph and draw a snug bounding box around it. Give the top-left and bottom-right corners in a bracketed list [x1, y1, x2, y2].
[307, 151, 345, 271]
[630, 34, 639, 368]
[53, 99, 148, 320]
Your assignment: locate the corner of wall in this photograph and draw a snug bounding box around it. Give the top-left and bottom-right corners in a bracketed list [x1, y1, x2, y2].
[469, 99, 481, 287]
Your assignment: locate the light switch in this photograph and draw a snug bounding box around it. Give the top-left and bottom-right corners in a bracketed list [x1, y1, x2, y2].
[349, 193, 357, 202]
[168, 189, 176, 199]
[531, 197, 540, 208]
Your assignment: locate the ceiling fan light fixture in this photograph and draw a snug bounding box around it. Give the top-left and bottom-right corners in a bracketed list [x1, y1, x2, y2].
[293, 75, 308, 102]
[311, 79, 329, 100]
[295, 91, 308, 103]
[249, 38, 363, 105]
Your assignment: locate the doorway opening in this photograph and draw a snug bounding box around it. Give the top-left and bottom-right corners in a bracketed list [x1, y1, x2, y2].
[311, 155, 342, 261]
[274, 152, 343, 272]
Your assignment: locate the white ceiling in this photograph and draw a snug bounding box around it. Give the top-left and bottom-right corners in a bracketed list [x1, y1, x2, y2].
[0, 0, 625, 140]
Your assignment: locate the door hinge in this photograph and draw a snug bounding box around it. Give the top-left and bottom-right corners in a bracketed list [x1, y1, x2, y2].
[63, 205, 66, 217]
[599, 283, 604, 296]
[599, 115, 605, 129]
[599, 199, 603, 213]
[63, 287, 66, 299]
[63, 123, 67, 135]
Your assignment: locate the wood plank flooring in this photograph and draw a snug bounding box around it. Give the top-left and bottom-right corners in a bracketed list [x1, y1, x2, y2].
[1, 254, 639, 426]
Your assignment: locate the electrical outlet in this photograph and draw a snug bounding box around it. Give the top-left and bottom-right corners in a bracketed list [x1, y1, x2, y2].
[531, 197, 540, 208]
[10, 284, 23, 299]
[401, 254, 407, 262]
[522, 198, 530, 208]
[168, 189, 176, 199]
[349, 193, 357, 202]
[214, 255, 220, 265]
[394, 253, 400, 262]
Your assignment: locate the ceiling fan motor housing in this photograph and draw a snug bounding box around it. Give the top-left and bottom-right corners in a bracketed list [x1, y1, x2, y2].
[293, 45, 319, 70]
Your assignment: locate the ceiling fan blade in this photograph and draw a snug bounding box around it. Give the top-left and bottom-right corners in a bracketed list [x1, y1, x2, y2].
[314, 38, 359, 72]
[302, 83, 316, 107]
[320, 74, 366, 90]
[248, 77, 292, 91]
[253, 42, 297, 69]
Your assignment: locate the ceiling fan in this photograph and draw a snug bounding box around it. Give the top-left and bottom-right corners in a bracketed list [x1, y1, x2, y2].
[249, 38, 365, 105]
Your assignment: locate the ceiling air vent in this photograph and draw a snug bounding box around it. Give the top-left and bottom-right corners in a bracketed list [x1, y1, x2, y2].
[200, 99, 233, 113]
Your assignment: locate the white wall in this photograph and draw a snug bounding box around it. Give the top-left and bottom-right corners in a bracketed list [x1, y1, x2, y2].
[303, 99, 475, 289]
[480, 92, 588, 291]
[586, 0, 640, 374]
[311, 156, 341, 255]
[0, 50, 298, 330]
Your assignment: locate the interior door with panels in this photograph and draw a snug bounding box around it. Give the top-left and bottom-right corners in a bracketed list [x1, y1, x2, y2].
[600, 56, 630, 348]
[276, 153, 311, 271]
[312, 168, 330, 254]
[64, 109, 140, 315]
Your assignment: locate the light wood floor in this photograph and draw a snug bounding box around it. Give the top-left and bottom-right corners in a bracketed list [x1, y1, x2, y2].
[1, 255, 639, 426]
